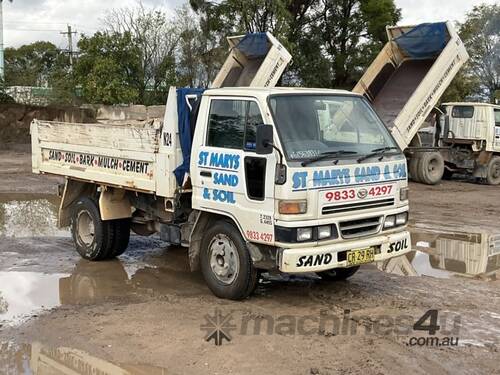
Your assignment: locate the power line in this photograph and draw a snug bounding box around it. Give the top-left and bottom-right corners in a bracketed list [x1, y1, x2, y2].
[4, 21, 70, 26]
[5, 28, 62, 32]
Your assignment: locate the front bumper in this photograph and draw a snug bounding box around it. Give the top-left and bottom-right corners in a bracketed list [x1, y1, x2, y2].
[278, 230, 410, 273]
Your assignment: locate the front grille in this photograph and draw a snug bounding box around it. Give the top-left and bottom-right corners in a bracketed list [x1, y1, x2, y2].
[339, 216, 382, 238]
[322, 198, 394, 215]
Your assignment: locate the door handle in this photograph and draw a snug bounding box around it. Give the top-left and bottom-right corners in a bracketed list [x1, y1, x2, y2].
[200, 170, 212, 177]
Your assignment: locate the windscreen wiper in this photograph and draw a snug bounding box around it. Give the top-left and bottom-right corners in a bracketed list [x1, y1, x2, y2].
[357, 146, 400, 163]
[301, 150, 358, 167]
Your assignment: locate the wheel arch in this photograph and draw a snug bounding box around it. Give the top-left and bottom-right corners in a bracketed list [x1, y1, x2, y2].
[188, 210, 245, 271]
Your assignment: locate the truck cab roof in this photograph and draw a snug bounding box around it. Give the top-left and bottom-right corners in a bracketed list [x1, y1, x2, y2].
[203, 86, 360, 98]
[442, 102, 500, 109]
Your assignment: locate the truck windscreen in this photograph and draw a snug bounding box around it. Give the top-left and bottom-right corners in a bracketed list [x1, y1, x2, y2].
[269, 94, 399, 161]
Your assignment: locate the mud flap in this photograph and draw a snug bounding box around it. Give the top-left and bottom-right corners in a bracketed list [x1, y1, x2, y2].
[99, 187, 132, 220]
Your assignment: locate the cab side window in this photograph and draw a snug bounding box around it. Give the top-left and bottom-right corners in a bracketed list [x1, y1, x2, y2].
[207, 99, 263, 150]
[452, 106, 474, 118]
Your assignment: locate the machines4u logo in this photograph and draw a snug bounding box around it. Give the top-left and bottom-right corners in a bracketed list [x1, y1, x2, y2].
[200, 309, 236, 346]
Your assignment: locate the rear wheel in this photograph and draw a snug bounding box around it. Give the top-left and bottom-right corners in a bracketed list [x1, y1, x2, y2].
[409, 156, 421, 182]
[317, 266, 360, 281]
[200, 220, 258, 300]
[417, 152, 444, 185]
[71, 197, 115, 260]
[486, 157, 500, 185]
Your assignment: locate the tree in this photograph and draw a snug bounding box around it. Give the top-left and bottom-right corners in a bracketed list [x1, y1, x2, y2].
[4, 41, 61, 87]
[74, 32, 142, 105]
[293, 0, 400, 89]
[3, 41, 74, 104]
[173, 4, 225, 87]
[190, 0, 401, 89]
[103, 1, 179, 104]
[458, 4, 499, 102]
[442, 4, 499, 103]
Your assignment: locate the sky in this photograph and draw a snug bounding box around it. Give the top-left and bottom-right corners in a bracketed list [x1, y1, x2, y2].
[1, 0, 498, 49]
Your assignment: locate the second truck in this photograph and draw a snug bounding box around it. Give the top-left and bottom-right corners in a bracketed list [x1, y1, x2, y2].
[354, 21, 473, 185]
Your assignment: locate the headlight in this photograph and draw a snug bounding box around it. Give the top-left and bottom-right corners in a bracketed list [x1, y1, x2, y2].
[384, 215, 396, 229]
[400, 187, 409, 201]
[317, 225, 332, 239]
[384, 212, 408, 229]
[396, 212, 408, 226]
[279, 200, 307, 214]
[297, 227, 313, 241]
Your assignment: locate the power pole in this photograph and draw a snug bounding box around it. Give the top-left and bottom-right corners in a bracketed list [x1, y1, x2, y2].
[0, 1, 6, 82]
[0, 0, 12, 83]
[60, 24, 77, 68]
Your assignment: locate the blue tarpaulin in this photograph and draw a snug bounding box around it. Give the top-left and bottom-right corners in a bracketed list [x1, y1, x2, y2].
[174, 87, 205, 186]
[236, 32, 268, 59]
[394, 22, 448, 59]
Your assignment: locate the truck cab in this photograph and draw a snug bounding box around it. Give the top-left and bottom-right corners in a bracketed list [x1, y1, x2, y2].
[436, 103, 500, 184]
[189, 87, 410, 297]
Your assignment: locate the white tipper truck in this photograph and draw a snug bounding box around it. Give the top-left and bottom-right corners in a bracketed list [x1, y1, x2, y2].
[423, 102, 500, 184]
[31, 32, 411, 300]
[353, 22, 470, 185]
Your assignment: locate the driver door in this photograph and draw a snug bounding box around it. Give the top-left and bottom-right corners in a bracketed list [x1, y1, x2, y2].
[192, 97, 277, 245]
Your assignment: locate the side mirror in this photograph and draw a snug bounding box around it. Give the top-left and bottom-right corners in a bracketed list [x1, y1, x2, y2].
[256, 124, 274, 155]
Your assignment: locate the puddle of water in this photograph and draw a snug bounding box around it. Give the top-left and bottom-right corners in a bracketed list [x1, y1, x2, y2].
[0, 341, 168, 374]
[0, 197, 68, 237]
[379, 228, 500, 279]
[0, 272, 69, 326]
[0, 249, 207, 326]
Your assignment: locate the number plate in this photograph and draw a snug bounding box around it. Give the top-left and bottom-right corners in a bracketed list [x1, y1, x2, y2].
[346, 247, 375, 266]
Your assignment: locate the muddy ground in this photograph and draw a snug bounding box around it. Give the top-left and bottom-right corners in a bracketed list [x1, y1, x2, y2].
[0, 146, 499, 375]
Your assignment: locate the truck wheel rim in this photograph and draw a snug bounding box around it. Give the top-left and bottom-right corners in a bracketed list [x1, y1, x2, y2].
[76, 210, 95, 247]
[208, 234, 239, 285]
[428, 158, 438, 173]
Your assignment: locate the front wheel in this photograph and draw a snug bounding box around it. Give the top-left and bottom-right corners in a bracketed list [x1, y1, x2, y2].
[317, 266, 360, 281]
[417, 152, 444, 185]
[200, 220, 258, 300]
[486, 157, 500, 185]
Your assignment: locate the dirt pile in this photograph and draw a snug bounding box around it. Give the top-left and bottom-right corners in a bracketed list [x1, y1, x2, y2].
[0, 104, 95, 143]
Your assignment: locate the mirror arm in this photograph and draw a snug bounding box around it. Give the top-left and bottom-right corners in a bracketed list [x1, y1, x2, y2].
[265, 142, 283, 165]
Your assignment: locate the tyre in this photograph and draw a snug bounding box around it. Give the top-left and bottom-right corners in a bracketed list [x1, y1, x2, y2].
[200, 220, 258, 300]
[110, 219, 131, 257]
[486, 157, 500, 185]
[408, 156, 421, 182]
[317, 266, 360, 281]
[71, 197, 115, 261]
[417, 152, 444, 185]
